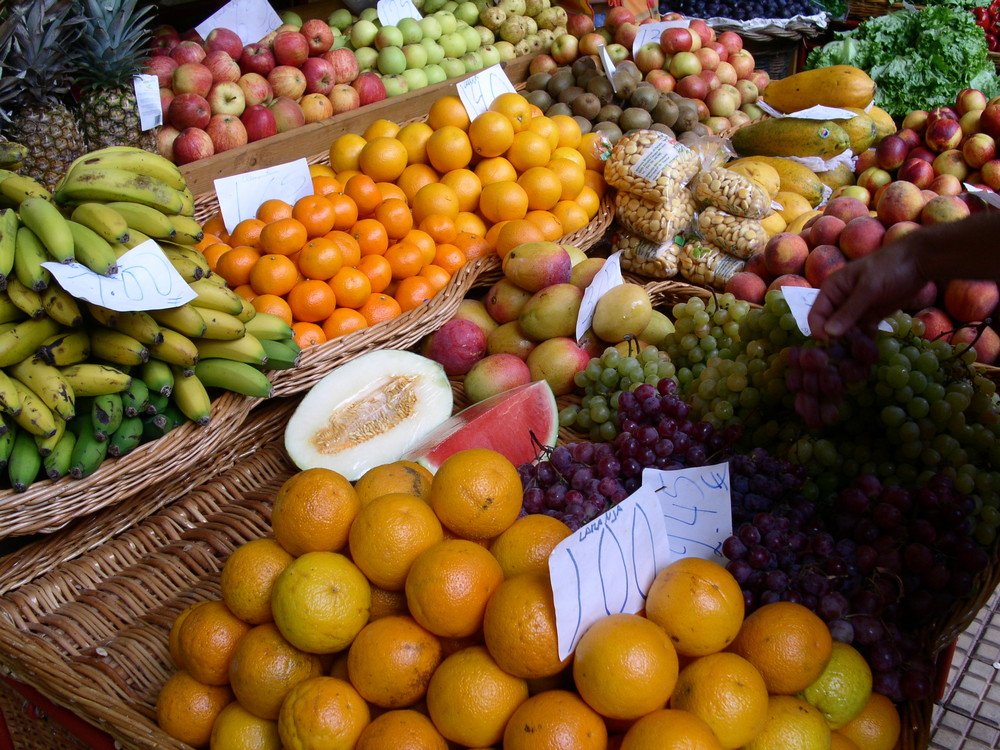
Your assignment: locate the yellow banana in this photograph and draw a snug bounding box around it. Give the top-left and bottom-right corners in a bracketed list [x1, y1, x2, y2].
[34, 416, 66, 457]
[170, 367, 212, 426]
[5, 278, 46, 319]
[0, 369, 22, 415]
[244, 311, 294, 341]
[14, 226, 52, 291]
[18, 197, 75, 263]
[8, 356, 75, 422]
[0, 293, 25, 324]
[8, 377, 57, 437]
[66, 147, 187, 192]
[160, 241, 210, 274]
[119, 228, 151, 250]
[235, 294, 256, 323]
[36, 330, 91, 367]
[53, 167, 185, 215]
[188, 277, 243, 315]
[148, 328, 199, 367]
[70, 203, 131, 245]
[59, 363, 131, 397]
[0, 174, 51, 204]
[66, 220, 119, 276]
[193, 307, 245, 340]
[178, 186, 196, 217]
[166, 214, 204, 245]
[0, 208, 17, 287]
[193, 333, 268, 366]
[0, 317, 61, 367]
[105, 201, 176, 240]
[0, 142, 28, 170]
[89, 327, 149, 366]
[111, 310, 163, 346]
[148, 303, 208, 338]
[40, 283, 83, 327]
[161, 248, 205, 282]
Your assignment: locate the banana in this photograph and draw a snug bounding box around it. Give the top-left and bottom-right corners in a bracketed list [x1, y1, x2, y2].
[178, 186, 196, 217]
[54, 167, 185, 215]
[139, 359, 174, 396]
[66, 147, 187, 192]
[160, 241, 211, 274]
[89, 327, 149, 366]
[5, 278, 46, 319]
[14, 226, 52, 291]
[148, 328, 199, 367]
[188, 277, 243, 315]
[40, 283, 84, 327]
[244, 311, 294, 341]
[260, 338, 301, 370]
[105, 201, 176, 240]
[0, 415, 16, 471]
[235, 294, 256, 323]
[166, 214, 204, 245]
[198, 271, 229, 287]
[119, 376, 149, 418]
[0, 208, 17, 288]
[145, 390, 170, 415]
[18, 196, 75, 263]
[193, 333, 268, 366]
[68, 412, 109, 479]
[8, 427, 42, 492]
[36, 330, 91, 367]
[92, 392, 124, 441]
[66, 220, 119, 276]
[170, 366, 211, 426]
[107, 309, 163, 346]
[0, 174, 51, 204]
[0, 317, 61, 368]
[33, 416, 66, 457]
[8, 378, 57, 437]
[8, 356, 75, 422]
[107, 415, 142, 457]
[148, 304, 207, 338]
[0, 370, 21, 415]
[70, 203, 130, 245]
[43, 430, 76, 480]
[195, 358, 274, 399]
[0, 142, 28, 170]
[59, 364, 131, 397]
[194, 307, 245, 340]
[141, 410, 179, 441]
[118, 227, 150, 250]
[161, 249, 205, 282]
[0, 293, 25, 324]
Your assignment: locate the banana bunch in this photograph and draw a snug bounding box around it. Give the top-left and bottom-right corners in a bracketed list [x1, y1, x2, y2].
[0, 142, 28, 172]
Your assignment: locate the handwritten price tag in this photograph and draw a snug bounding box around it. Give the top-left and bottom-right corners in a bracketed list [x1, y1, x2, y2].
[781, 285, 891, 337]
[133, 74, 162, 131]
[642, 464, 733, 562]
[456, 64, 517, 120]
[215, 158, 313, 234]
[631, 20, 688, 57]
[576, 251, 624, 341]
[41, 241, 197, 312]
[549, 487, 672, 659]
[376, 0, 422, 26]
[598, 44, 618, 92]
[195, 0, 282, 45]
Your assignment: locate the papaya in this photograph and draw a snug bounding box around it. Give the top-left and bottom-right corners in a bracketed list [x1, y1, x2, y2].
[760, 211, 788, 236]
[761, 65, 876, 113]
[729, 156, 827, 207]
[725, 160, 781, 199]
[774, 191, 814, 223]
[832, 113, 877, 155]
[855, 105, 897, 144]
[730, 119, 852, 159]
[816, 163, 856, 191]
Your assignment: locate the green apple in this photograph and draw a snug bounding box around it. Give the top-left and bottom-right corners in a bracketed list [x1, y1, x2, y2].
[434, 11, 458, 34]
[327, 9, 352, 31]
[454, 1, 480, 26]
[459, 24, 481, 52]
[397, 17, 424, 44]
[475, 25, 494, 47]
[354, 46, 378, 71]
[479, 44, 501, 67]
[377, 46, 407, 75]
[441, 56, 467, 79]
[402, 67, 429, 91]
[359, 7, 381, 24]
[331, 33, 351, 50]
[460, 51, 483, 73]
[375, 25, 404, 50]
[439, 31, 467, 57]
[419, 16, 443, 41]
[442, 1, 460, 13]
[279, 10, 303, 26]
[424, 63, 447, 85]
[402, 43, 428, 69]
[420, 38, 445, 65]
[350, 20, 378, 49]
[382, 74, 410, 97]
[494, 40, 516, 61]
[422, 0, 447, 12]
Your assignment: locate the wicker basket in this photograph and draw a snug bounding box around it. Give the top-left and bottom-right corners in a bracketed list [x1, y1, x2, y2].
[847, 0, 892, 20]
[705, 13, 829, 42]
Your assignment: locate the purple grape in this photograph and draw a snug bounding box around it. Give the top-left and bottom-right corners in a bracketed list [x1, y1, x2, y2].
[828, 618, 855, 643]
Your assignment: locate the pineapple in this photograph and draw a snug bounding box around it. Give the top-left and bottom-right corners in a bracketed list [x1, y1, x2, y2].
[0, 1, 87, 190]
[73, 0, 157, 152]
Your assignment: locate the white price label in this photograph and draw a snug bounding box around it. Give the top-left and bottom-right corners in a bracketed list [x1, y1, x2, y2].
[782, 285, 892, 337]
[41, 241, 197, 312]
[631, 20, 689, 57]
[376, 0, 422, 26]
[598, 44, 617, 92]
[133, 74, 163, 131]
[964, 182, 1000, 209]
[216, 158, 314, 234]
[195, 0, 282, 45]
[456, 64, 517, 120]
[576, 251, 624, 341]
[642, 464, 733, 562]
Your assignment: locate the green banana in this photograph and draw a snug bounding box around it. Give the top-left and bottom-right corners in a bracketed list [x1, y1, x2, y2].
[148, 328, 199, 367]
[54, 167, 185, 215]
[144, 390, 170, 415]
[58, 363, 131, 397]
[193, 333, 268, 366]
[66, 220, 119, 276]
[18, 196, 75, 263]
[107, 415, 142, 457]
[5, 278, 46, 319]
[0, 174, 51, 204]
[260, 338, 301, 370]
[166, 214, 204, 245]
[14, 226, 52, 291]
[70, 203, 130, 245]
[194, 307, 245, 340]
[33, 416, 66, 457]
[36, 330, 91, 367]
[89, 327, 149, 366]
[244, 311, 295, 341]
[106, 201, 176, 240]
[40, 283, 84, 327]
[66, 147, 187, 192]
[0, 208, 18, 288]
[8, 356, 75, 422]
[91, 392, 124, 441]
[119, 375, 149, 417]
[195, 358, 274, 399]
[8, 378, 57, 437]
[43, 431, 76, 480]
[139, 359, 174, 396]
[0, 415, 16, 472]
[188, 277, 243, 315]
[148, 304, 207, 338]
[170, 367, 211, 425]
[68, 412, 109, 479]
[8, 427, 42, 492]
[0, 317, 61, 367]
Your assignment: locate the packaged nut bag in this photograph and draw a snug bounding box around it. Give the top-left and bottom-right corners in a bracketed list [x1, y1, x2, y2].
[605, 130, 702, 203]
[690, 167, 773, 220]
[679, 240, 746, 290]
[613, 228, 681, 279]
[697, 206, 769, 259]
[615, 188, 697, 245]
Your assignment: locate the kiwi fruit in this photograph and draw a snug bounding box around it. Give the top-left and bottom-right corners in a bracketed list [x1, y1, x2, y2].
[597, 103, 622, 124]
[558, 85, 584, 105]
[650, 124, 676, 138]
[674, 101, 698, 132]
[577, 69, 601, 90]
[546, 101, 573, 118]
[629, 83, 659, 113]
[525, 72, 551, 92]
[525, 89, 553, 112]
[546, 68, 575, 99]
[593, 121, 623, 144]
[690, 122, 713, 138]
[573, 115, 593, 135]
[571, 56, 597, 78]
[611, 70, 637, 101]
[615, 60, 641, 84]
[619, 107, 653, 132]
[665, 91, 683, 103]
[586, 75, 615, 105]
[651, 97, 679, 128]
[572, 92, 601, 121]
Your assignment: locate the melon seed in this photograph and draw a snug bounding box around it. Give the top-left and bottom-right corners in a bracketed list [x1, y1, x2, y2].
[312, 375, 419, 454]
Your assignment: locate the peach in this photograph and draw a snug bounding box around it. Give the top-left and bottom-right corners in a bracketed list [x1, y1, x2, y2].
[883, 220, 921, 246]
[931, 149, 969, 182]
[763, 232, 809, 276]
[943, 279, 1000, 322]
[854, 149, 878, 175]
[804, 244, 847, 287]
[744, 251, 772, 283]
[951, 324, 1000, 364]
[831, 185, 871, 206]
[897, 158, 935, 189]
[808, 215, 847, 248]
[464, 353, 532, 402]
[916, 306, 954, 341]
[484, 279, 533, 323]
[875, 134, 909, 171]
[928, 173, 962, 195]
[487, 321, 537, 360]
[876, 180, 927, 226]
[908, 281, 938, 311]
[422, 318, 487, 375]
[857, 166, 892, 193]
[823, 196, 870, 225]
[920, 194, 971, 225]
[725, 271, 767, 305]
[839, 216, 886, 259]
[767, 274, 811, 294]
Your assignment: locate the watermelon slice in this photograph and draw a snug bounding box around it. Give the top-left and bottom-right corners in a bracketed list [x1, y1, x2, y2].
[404, 381, 558, 472]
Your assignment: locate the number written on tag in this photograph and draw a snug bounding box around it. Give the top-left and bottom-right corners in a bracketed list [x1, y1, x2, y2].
[195, 0, 282, 46]
[377, 0, 422, 26]
[456, 64, 517, 120]
[215, 158, 313, 234]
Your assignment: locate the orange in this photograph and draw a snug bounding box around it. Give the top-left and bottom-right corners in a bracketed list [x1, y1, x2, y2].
[327, 193, 359, 230]
[363, 118, 400, 140]
[551, 115, 582, 148]
[278, 676, 370, 750]
[489, 514, 571, 578]
[209, 700, 282, 750]
[427, 95, 470, 131]
[202, 213, 228, 241]
[728, 601, 833, 695]
[327, 229, 361, 266]
[495, 219, 545, 258]
[397, 163, 439, 204]
[419, 214, 458, 244]
[419, 264, 451, 292]
[229, 623, 324, 720]
[347, 615, 443, 708]
[355, 709, 448, 750]
[330, 133, 367, 173]
[259, 217, 308, 256]
[503, 690, 608, 750]
[439, 169, 482, 212]
[230, 217, 266, 248]
[547, 157, 586, 201]
[169, 601, 210, 669]
[621, 708, 723, 750]
[358, 292, 402, 326]
[576, 185, 601, 219]
[525, 210, 564, 241]
[431, 243, 466, 275]
[292, 321, 326, 348]
[374, 197, 413, 240]
[359, 136, 408, 183]
[834, 693, 900, 750]
[831, 734, 861, 750]
[233, 283, 256, 300]
[425, 645, 528, 747]
[335, 168, 360, 185]
[310, 164, 335, 178]
[271, 468, 361, 556]
[377, 181, 408, 204]
[426, 126, 473, 173]
[453, 231, 492, 260]
[200, 242, 231, 271]
[252, 294, 293, 326]
[293, 194, 337, 238]
[578, 131, 613, 172]
[385, 241, 425, 280]
[482, 571, 569, 679]
[401, 228, 436, 265]
[312, 175, 342, 197]
[349, 492, 444, 590]
[155, 670, 233, 747]
[412, 183, 460, 225]
[298, 237, 343, 281]
[552, 200, 590, 234]
[584, 168, 607, 198]
[250, 254, 299, 296]
[288, 279, 338, 323]
[507, 130, 552, 173]
[484, 219, 509, 250]
[215, 246, 260, 287]
[395, 275, 436, 312]
[256, 199, 293, 224]
[221, 538, 294, 625]
[490, 92, 533, 133]
[322, 308, 367, 339]
[645, 557, 745, 658]
[329, 267, 373, 309]
[369, 585, 410, 621]
[474, 155, 518, 186]
[527, 116, 561, 149]
[430, 449, 522, 540]
[175, 599, 251, 686]
[479, 181, 529, 224]
[671, 651, 770, 749]
[195, 231, 224, 253]
[405, 539, 505, 639]
[745, 695, 832, 750]
[396, 121, 434, 165]
[345, 173, 383, 217]
[469, 111, 516, 158]
[356, 253, 393, 293]
[455, 210, 487, 237]
[351, 217, 389, 257]
[354, 460, 434, 505]
[517, 166, 562, 211]
[551, 145, 587, 170]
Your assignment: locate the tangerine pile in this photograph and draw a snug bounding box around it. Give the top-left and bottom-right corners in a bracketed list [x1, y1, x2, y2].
[194, 93, 609, 350]
[156, 449, 901, 750]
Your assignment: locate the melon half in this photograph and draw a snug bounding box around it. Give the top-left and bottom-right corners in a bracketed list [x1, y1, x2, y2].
[284, 350, 454, 481]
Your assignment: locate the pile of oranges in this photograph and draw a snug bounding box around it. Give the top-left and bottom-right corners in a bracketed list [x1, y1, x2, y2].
[156, 448, 902, 750]
[194, 92, 610, 350]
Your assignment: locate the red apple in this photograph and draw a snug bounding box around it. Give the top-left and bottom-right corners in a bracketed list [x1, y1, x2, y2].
[698, 69, 720, 92]
[728, 49, 755, 79]
[646, 70, 675, 93]
[328, 83, 361, 114]
[695, 47, 720, 72]
[567, 13, 595, 38]
[267, 65, 307, 100]
[951, 325, 1000, 364]
[301, 18, 334, 56]
[151, 25, 181, 55]
[300, 92, 334, 124]
[159, 87, 174, 116]
[206, 81, 246, 116]
[203, 50, 241, 83]
[241, 104, 278, 142]
[660, 27, 694, 54]
[577, 32, 604, 57]
[172, 126, 215, 165]
[748, 69, 769, 91]
[205, 113, 248, 152]
[675, 73, 708, 101]
[272, 31, 310, 67]
[908, 280, 938, 310]
[170, 40, 206, 65]
[322, 48, 360, 85]
[635, 43, 666, 73]
[916, 307, 954, 342]
[205, 27, 243, 59]
[688, 19, 715, 48]
[709, 42, 729, 62]
[301, 57, 335, 95]
[551, 33, 580, 64]
[614, 22, 639, 50]
[172, 62, 213, 97]
[167, 92, 211, 130]
[238, 43, 276, 76]
[181, 29, 205, 44]
[351, 71, 386, 106]
[603, 7, 635, 30]
[529, 54, 559, 75]
[717, 30, 743, 56]
[267, 95, 306, 133]
[156, 124, 180, 161]
[237, 72, 273, 107]
[145, 55, 178, 88]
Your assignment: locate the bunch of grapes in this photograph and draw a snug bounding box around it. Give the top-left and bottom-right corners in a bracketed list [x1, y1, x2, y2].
[661, 0, 824, 20]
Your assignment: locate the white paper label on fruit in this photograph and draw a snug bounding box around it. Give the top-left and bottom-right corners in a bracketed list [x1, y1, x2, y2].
[755, 100, 784, 118]
[631, 20, 688, 57]
[549, 487, 672, 660]
[641, 464, 733, 562]
[782, 285, 891, 337]
[597, 44, 617, 91]
[456, 64, 517, 120]
[787, 105, 858, 121]
[576, 251, 624, 341]
[133, 74, 163, 131]
[630, 136, 688, 183]
[964, 183, 1000, 209]
[195, 0, 282, 45]
[215, 158, 313, 234]
[376, 0, 422, 26]
[41, 241, 196, 312]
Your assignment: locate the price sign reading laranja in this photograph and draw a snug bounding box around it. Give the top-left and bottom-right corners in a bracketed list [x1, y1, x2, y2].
[215, 158, 313, 234]
[456, 64, 518, 120]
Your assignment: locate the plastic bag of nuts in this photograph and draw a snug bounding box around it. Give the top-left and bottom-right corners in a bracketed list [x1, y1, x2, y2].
[615, 188, 697, 245]
[697, 206, 769, 259]
[690, 167, 773, 220]
[613, 228, 681, 279]
[605, 129, 702, 203]
[679, 240, 746, 290]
